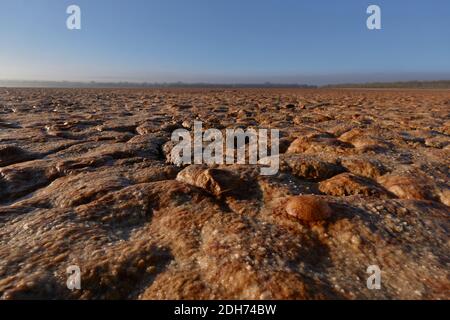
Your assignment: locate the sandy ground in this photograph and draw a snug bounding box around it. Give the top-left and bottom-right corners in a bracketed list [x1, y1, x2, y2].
[0, 88, 449, 299]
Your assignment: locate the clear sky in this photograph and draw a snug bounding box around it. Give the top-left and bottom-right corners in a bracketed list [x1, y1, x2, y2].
[1, 0, 449, 84]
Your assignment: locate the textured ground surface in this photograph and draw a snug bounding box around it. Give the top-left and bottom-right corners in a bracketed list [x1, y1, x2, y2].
[0, 88, 449, 299]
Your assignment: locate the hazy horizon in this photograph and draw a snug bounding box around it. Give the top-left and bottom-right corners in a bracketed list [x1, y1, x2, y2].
[2, 73, 450, 87]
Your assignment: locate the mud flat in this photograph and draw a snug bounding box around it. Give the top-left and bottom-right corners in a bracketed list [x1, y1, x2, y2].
[0, 88, 449, 299]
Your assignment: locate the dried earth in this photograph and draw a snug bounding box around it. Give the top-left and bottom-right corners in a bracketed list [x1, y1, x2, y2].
[0, 88, 449, 299]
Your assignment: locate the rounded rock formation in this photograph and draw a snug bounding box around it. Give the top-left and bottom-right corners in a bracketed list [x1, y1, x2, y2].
[285, 195, 332, 222]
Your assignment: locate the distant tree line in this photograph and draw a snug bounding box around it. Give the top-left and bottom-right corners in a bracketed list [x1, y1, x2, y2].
[325, 80, 450, 89]
[0, 80, 316, 89]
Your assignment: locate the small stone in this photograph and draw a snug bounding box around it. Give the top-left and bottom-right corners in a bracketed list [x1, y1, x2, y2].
[146, 266, 156, 274]
[438, 188, 450, 206]
[285, 195, 332, 222]
[137, 259, 146, 269]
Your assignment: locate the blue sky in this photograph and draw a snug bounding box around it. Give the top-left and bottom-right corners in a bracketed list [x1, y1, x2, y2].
[1, 0, 449, 84]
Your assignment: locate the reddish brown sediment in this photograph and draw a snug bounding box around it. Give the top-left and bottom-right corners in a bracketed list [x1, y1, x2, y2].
[0, 88, 449, 299]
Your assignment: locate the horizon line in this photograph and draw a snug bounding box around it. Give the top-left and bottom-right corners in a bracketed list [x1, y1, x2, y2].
[1, 79, 450, 89]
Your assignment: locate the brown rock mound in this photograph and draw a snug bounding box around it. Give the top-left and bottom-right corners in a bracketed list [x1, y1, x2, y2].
[377, 175, 436, 201]
[340, 157, 388, 179]
[262, 154, 344, 181]
[176, 165, 242, 197]
[339, 128, 392, 152]
[287, 134, 352, 154]
[0, 145, 35, 167]
[285, 195, 332, 222]
[319, 173, 392, 198]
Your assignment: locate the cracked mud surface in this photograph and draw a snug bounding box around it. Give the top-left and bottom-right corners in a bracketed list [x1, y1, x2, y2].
[0, 88, 449, 299]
